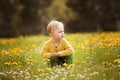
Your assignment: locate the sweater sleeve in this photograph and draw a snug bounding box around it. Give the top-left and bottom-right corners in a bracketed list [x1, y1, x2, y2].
[40, 42, 51, 59]
[59, 39, 74, 56]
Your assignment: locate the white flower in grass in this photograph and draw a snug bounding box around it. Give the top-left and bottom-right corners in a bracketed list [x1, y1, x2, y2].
[22, 72, 30, 79]
[77, 66, 81, 68]
[87, 68, 91, 71]
[54, 75, 59, 78]
[89, 71, 99, 76]
[61, 77, 67, 80]
[12, 76, 16, 79]
[4, 71, 7, 74]
[0, 72, 6, 76]
[70, 74, 75, 77]
[50, 76, 55, 80]
[61, 68, 65, 71]
[13, 72, 19, 76]
[86, 77, 90, 80]
[20, 71, 23, 75]
[64, 71, 68, 75]
[50, 72, 55, 75]
[56, 69, 60, 71]
[45, 76, 50, 79]
[34, 75, 38, 78]
[5, 51, 9, 55]
[36, 78, 41, 80]
[20, 70, 23, 73]
[57, 71, 62, 74]
[77, 74, 85, 79]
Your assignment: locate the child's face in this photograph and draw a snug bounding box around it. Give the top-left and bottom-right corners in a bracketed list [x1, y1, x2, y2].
[50, 25, 64, 40]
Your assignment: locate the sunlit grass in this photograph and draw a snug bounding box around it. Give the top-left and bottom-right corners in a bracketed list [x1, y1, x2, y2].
[0, 32, 120, 80]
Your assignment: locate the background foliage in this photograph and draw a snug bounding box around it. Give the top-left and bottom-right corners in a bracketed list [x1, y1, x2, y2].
[0, 0, 120, 37]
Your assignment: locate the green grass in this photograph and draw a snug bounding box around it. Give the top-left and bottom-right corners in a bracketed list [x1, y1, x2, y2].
[0, 32, 120, 80]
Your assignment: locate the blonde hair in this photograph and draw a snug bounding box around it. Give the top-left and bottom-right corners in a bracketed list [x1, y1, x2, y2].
[47, 20, 64, 34]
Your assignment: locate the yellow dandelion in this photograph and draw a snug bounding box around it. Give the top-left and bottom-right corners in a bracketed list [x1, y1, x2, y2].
[30, 50, 33, 53]
[69, 64, 74, 67]
[27, 58, 34, 65]
[16, 65, 23, 69]
[102, 61, 109, 65]
[86, 47, 90, 51]
[27, 62, 33, 65]
[38, 69, 44, 73]
[1, 50, 6, 54]
[12, 62, 18, 66]
[114, 58, 120, 64]
[63, 63, 67, 67]
[92, 52, 96, 55]
[46, 68, 52, 72]
[4, 62, 11, 65]
[44, 59, 50, 62]
[32, 45, 36, 48]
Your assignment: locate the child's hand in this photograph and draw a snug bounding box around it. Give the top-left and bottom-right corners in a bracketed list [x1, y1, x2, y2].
[50, 52, 57, 58]
[50, 52, 61, 58]
[56, 52, 61, 57]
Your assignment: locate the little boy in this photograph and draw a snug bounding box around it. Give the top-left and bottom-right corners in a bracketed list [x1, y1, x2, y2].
[40, 20, 74, 67]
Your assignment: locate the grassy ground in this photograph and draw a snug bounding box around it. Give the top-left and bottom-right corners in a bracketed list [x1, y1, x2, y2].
[0, 32, 120, 80]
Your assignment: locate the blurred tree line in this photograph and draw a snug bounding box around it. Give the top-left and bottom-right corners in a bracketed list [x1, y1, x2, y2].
[66, 0, 120, 32]
[0, 0, 120, 37]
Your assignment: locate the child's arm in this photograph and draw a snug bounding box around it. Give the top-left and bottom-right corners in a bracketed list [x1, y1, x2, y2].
[41, 50, 60, 58]
[40, 42, 51, 58]
[57, 39, 74, 57]
[50, 52, 62, 57]
[40, 42, 60, 58]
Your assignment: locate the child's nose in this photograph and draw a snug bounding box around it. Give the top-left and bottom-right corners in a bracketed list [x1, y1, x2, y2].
[62, 32, 64, 35]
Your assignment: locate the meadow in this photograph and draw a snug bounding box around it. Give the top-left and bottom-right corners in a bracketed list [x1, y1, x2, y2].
[0, 32, 120, 80]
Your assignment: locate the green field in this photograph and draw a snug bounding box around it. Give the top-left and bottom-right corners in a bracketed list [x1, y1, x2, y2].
[0, 32, 120, 80]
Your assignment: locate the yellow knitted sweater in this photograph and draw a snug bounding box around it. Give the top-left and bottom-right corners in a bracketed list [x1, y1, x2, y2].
[40, 38, 74, 59]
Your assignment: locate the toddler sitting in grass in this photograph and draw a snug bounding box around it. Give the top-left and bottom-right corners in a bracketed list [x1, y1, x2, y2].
[40, 20, 74, 67]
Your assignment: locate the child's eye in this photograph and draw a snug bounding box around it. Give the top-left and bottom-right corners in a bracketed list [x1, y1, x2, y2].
[59, 31, 64, 33]
[59, 31, 62, 33]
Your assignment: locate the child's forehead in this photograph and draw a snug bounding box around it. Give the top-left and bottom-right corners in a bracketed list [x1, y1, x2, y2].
[54, 25, 64, 30]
